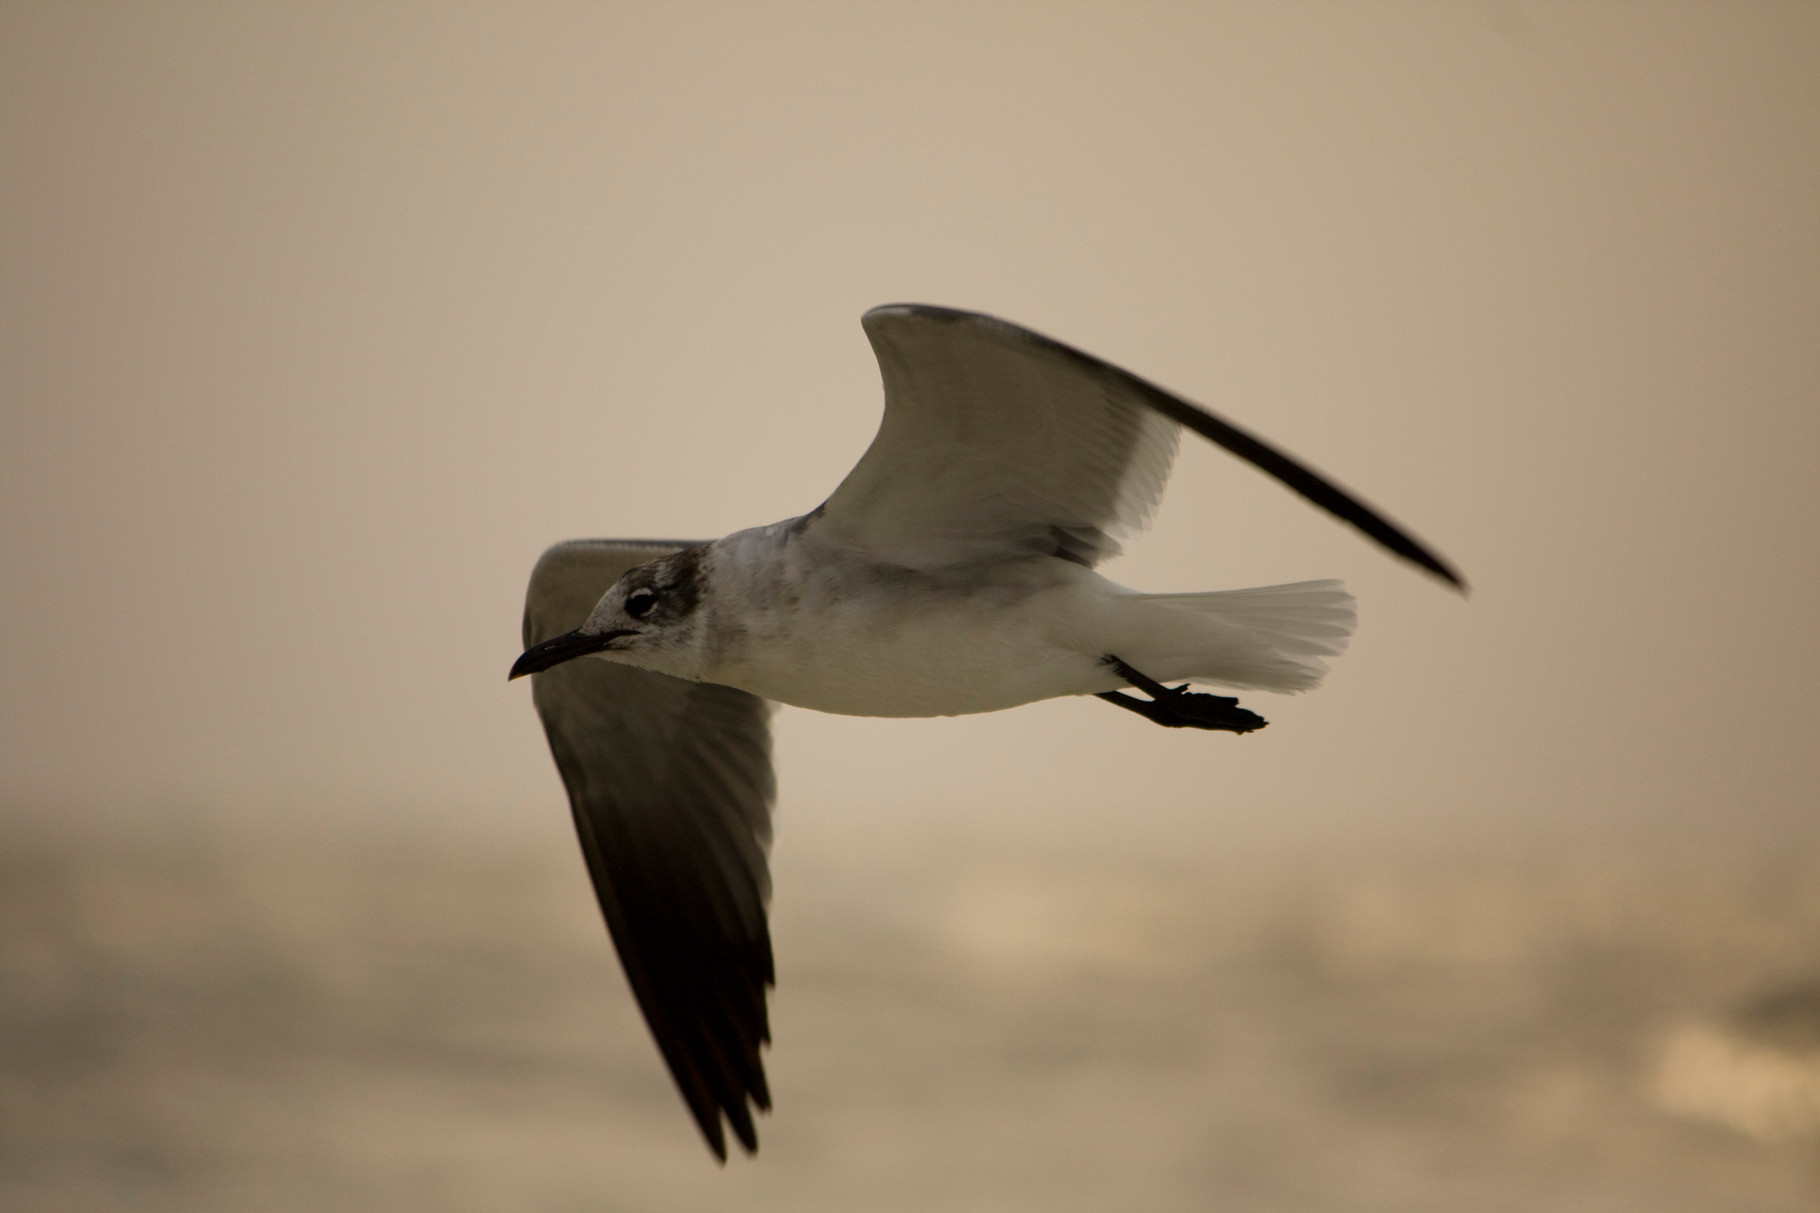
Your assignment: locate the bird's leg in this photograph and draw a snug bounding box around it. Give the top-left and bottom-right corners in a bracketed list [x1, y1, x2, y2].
[1096, 656, 1268, 734]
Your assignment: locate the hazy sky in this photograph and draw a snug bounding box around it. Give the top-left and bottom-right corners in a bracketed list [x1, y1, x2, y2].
[3, 2, 1816, 854]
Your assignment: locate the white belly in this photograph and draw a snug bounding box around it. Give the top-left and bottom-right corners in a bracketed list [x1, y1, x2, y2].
[707, 569, 1117, 718]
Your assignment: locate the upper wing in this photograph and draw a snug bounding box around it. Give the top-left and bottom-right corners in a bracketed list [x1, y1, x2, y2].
[815, 304, 1465, 588]
[522, 539, 777, 1161]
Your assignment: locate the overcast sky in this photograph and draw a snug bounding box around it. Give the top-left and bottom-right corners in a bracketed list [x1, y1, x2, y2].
[3, 2, 1815, 855]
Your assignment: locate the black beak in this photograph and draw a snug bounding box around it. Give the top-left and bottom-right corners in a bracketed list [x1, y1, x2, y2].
[508, 628, 630, 680]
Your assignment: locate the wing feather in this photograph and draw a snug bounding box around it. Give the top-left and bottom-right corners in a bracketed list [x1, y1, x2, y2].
[817, 304, 1464, 588]
[522, 539, 776, 1160]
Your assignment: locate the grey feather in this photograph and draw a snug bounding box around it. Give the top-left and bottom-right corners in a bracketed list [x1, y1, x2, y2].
[523, 539, 776, 1160]
[818, 304, 1464, 588]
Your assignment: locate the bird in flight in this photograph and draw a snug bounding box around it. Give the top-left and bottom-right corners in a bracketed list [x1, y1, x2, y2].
[509, 303, 1464, 1160]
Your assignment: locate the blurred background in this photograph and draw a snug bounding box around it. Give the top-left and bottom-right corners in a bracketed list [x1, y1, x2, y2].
[2, 2, 1817, 1208]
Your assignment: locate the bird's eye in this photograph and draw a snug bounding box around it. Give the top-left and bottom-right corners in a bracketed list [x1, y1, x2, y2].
[625, 588, 659, 619]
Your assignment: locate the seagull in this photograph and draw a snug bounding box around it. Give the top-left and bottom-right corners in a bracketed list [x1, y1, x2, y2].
[509, 303, 1464, 1160]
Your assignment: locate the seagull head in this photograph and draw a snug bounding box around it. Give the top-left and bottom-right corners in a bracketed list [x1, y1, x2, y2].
[510, 546, 711, 681]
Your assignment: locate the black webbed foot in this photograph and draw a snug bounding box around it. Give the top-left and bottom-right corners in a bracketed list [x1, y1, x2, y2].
[1095, 656, 1268, 734]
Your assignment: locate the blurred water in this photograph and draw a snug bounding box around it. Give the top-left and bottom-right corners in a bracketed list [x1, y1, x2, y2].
[3, 817, 1818, 1211]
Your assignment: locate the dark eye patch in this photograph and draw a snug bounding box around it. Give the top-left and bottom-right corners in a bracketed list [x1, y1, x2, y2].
[625, 588, 659, 619]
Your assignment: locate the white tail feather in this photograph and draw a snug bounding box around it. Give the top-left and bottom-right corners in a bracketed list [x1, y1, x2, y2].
[1117, 579, 1356, 693]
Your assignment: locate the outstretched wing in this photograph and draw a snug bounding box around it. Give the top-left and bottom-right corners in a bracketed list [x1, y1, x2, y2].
[814, 304, 1464, 588]
[522, 539, 777, 1161]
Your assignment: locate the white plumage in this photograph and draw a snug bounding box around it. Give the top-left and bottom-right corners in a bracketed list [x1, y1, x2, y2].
[510, 304, 1463, 1160]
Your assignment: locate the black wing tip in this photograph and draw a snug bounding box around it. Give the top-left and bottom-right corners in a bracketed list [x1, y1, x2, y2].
[685, 1097, 763, 1163]
[1426, 556, 1471, 595]
[728, 1103, 760, 1154]
[863, 304, 1473, 593]
[645, 999, 772, 1162]
[1388, 534, 1469, 595]
[1342, 516, 1469, 596]
[632, 996, 773, 1163]
[703, 1118, 729, 1164]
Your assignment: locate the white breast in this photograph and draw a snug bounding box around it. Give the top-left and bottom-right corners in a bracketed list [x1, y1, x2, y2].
[701, 529, 1116, 718]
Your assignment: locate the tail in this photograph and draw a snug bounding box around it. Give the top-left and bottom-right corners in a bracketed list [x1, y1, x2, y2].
[1116, 579, 1356, 693]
